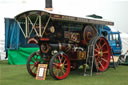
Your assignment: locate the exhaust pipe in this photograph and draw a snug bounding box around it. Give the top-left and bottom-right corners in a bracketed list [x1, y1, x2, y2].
[45, 0, 53, 11]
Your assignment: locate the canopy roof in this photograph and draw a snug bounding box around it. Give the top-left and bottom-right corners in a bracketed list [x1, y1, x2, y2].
[15, 10, 114, 26]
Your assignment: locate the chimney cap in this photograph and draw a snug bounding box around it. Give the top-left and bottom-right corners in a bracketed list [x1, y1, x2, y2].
[45, 8, 53, 11]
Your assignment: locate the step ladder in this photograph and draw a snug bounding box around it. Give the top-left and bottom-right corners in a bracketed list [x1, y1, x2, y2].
[110, 47, 116, 69]
[84, 45, 95, 76]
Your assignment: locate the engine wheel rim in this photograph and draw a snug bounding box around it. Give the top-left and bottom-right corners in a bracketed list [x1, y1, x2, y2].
[28, 53, 41, 76]
[83, 25, 97, 45]
[94, 37, 110, 72]
[52, 54, 70, 79]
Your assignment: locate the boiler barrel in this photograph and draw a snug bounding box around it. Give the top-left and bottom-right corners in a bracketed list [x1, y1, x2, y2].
[49, 43, 73, 51]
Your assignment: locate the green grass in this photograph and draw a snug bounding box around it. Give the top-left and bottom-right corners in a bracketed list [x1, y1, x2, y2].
[0, 60, 128, 85]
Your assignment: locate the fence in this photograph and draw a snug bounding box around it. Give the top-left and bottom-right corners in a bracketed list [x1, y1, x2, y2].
[0, 40, 6, 60]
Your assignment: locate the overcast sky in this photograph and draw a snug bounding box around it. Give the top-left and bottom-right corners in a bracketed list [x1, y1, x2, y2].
[0, 0, 128, 40]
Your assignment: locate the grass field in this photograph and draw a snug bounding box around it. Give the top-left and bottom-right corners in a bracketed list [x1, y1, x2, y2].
[0, 60, 128, 85]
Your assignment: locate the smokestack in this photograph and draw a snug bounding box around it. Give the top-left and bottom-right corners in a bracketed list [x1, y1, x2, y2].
[45, 0, 53, 11]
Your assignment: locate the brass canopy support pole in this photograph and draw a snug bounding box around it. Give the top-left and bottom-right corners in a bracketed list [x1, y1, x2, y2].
[39, 15, 42, 37]
[25, 17, 28, 38]
[42, 17, 51, 37]
[28, 16, 39, 37]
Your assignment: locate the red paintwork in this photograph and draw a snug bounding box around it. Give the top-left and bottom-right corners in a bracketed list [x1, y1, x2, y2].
[94, 37, 110, 72]
[40, 38, 50, 41]
[53, 54, 70, 79]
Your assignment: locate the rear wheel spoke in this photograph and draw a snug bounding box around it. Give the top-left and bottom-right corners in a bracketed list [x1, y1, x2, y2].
[95, 53, 99, 57]
[96, 44, 100, 50]
[96, 57, 100, 62]
[95, 49, 99, 53]
[101, 58, 108, 63]
[103, 51, 108, 54]
[98, 42, 102, 50]
[95, 61, 100, 69]
[101, 43, 106, 49]
[99, 61, 104, 69]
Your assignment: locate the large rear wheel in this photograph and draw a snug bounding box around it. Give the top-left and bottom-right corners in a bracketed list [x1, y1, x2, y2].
[89, 36, 110, 72]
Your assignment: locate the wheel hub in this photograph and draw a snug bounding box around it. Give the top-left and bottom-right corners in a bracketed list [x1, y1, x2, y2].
[34, 62, 38, 67]
[57, 63, 64, 69]
[100, 51, 103, 57]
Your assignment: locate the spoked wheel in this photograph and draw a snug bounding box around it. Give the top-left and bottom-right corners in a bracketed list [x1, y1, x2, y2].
[90, 36, 110, 72]
[27, 51, 43, 77]
[49, 52, 70, 80]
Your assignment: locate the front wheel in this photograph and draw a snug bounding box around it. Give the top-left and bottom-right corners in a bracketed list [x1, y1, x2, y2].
[49, 52, 71, 80]
[27, 51, 43, 77]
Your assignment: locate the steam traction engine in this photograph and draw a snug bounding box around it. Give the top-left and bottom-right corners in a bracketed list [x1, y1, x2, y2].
[15, 10, 114, 79]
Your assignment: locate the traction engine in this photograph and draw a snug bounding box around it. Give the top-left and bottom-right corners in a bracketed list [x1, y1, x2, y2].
[15, 10, 113, 80]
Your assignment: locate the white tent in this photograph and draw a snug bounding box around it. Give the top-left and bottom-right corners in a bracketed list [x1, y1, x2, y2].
[120, 33, 128, 54]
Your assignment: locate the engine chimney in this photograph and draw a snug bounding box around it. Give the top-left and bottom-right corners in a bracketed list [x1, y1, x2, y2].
[45, 0, 53, 11]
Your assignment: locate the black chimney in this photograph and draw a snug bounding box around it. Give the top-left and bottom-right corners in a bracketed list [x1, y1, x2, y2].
[45, 0, 53, 11]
